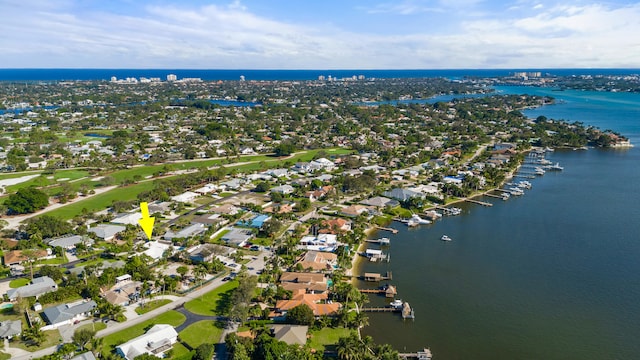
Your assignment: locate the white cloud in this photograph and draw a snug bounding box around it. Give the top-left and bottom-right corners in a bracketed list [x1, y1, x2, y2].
[0, 0, 639, 68]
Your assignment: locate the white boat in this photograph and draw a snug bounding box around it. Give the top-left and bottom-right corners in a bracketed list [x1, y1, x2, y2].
[534, 167, 546, 175]
[501, 192, 510, 200]
[390, 299, 403, 309]
[410, 214, 431, 225]
[516, 181, 532, 189]
[508, 187, 524, 195]
[538, 158, 552, 165]
[549, 162, 564, 171]
[441, 235, 452, 241]
[406, 219, 419, 227]
[449, 207, 462, 216]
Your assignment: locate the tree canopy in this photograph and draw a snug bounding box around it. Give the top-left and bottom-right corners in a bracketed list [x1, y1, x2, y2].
[5, 187, 49, 214]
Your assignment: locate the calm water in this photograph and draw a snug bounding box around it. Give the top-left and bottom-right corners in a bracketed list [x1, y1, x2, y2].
[358, 88, 640, 359]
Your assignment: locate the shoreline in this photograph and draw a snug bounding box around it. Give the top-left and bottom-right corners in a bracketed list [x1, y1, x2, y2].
[346, 227, 375, 279]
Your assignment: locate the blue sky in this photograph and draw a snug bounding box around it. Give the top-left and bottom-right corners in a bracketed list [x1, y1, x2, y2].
[2, 0, 640, 69]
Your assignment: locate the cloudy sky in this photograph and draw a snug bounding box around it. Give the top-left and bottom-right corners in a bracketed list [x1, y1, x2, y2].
[2, 0, 640, 69]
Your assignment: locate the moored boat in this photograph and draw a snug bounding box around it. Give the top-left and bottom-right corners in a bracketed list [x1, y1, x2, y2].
[441, 234, 452, 241]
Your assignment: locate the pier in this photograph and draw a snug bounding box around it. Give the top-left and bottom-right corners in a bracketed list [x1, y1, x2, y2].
[484, 192, 507, 199]
[465, 198, 493, 207]
[359, 284, 397, 297]
[361, 307, 400, 312]
[362, 271, 393, 281]
[374, 225, 398, 234]
[399, 348, 433, 360]
[366, 238, 391, 245]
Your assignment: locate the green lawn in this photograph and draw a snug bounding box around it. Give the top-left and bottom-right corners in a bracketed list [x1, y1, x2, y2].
[9, 278, 30, 288]
[0, 351, 10, 360]
[11, 329, 61, 351]
[179, 320, 224, 349]
[184, 281, 238, 316]
[77, 321, 107, 333]
[169, 342, 192, 359]
[307, 327, 354, 352]
[100, 310, 186, 355]
[135, 299, 172, 315]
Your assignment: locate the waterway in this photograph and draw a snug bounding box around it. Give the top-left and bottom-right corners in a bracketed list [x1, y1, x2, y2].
[357, 87, 640, 359]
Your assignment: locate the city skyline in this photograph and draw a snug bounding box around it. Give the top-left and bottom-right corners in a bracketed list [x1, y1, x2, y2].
[2, 0, 640, 69]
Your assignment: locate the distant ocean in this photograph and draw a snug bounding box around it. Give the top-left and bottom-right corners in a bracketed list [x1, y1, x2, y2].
[0, 68, 639, 81]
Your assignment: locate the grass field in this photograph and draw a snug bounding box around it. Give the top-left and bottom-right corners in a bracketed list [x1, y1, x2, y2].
[135, 299, 172, 315]
[178, 320, 224, 349]
[77, 321, 107, 333]
[184, 280, 238, 317]
[307, 327, 354, 352]
[11, 329, 61, 351]
[100, 310, 186, 355]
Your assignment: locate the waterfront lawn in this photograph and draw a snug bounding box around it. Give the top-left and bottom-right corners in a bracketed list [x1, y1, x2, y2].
[100, 310, 186, 355]
[135, 299, 172, 315]
[307, 327, 354, 352]
[169, 342, 192, 360]
[9, 278, 30, 288]
[184, 280, 238, 316]
[11, 329, 61, 351]
[178, 320, 225, 349]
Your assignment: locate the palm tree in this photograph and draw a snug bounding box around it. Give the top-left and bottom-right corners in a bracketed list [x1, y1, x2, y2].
[337, 333, 363, 360]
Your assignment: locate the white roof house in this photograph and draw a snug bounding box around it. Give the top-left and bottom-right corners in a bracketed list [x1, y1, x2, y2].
[112, 212, 143, 226]
[142, 241, 172, 261]
[116, 324, 178, 360]
[88, 224, 127, 241]
[6, 276, 57, 301]
[171, 191, 200, 203]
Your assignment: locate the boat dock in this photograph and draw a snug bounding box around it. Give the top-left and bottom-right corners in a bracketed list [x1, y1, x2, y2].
[465, 198, 493, 207]
[374, 225, 398, 234]
[366, 238, 390, 245]
[359, 284, 397, 297]
[484, 192, 506, 199]
[399, 348, 433, 360]
[361, 307, 400, 313]
[362, 271, 393, 281]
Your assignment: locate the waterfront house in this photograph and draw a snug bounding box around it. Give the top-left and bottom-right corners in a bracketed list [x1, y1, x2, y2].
[42, 300, 97, 329]
[70, 353, 97, 360]
[275, 289, 341, 317]
[359, 196, 400, 208]
[279, 272, 328, 293]
[383, 188, 426, 202]
[295, 251, 338, 272]
[319, 218, 351, 233]
[116, 324, 178, 360]
[340, 205, 370, 218]
[6, 276, 57, 301]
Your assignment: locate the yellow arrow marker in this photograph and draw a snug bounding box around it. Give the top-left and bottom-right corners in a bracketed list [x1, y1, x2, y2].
[137, 202, 155, 240]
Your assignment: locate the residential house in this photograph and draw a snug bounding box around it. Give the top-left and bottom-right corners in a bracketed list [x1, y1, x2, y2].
[116, 324, 178, 360]
[295, 251, 338, 272]
[339, 205, 370, 218]
[111, 212, 143, 226]
[191, 213, 227, 227]
[3, 249, 50, 267]
[142, 241, 173, 261]
[220, 178, 244, 190]
[46, 235, 93, 250]
[102, 276, 141, 306]
[275, 289, 341, 317]
[148, 201, 172, 214]
[41, 300, 97, 329]
[210, 203, 241, 216]
[164, 223, 206, 241]
[70, 353, 97, 360]
[319, 218, 351, 233]
[221, 227, 254, 247]
[6, 276, 57, 301]
[269, 325, 308, 346]
[270, 184, 294, 195]
[359, 196, 399, 208]
[188, 243, 236, 263]
[237, 214, 271, 229]
[279, 272, 328, 293]
[87, 224, 127, 241]
[194, 183, 218, 194]
[383, 188, 426, 202]
[0, 320, 21, 339]
[170, 191, 199, 203]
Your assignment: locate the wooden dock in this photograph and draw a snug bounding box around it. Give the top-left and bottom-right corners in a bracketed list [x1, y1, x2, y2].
[361, 307, 400, 313]
[374, 225, 398, 234]
[359, 284, 397, 297]
[484, 192, 506, 199]
[362, 271, 392, 282]
[399, 348, 433, 360]
[465, 198, 493, 207]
